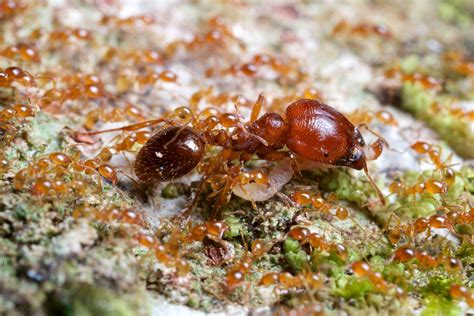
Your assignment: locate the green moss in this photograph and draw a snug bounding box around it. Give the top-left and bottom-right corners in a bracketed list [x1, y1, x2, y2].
[283, 238, 300, 253]
[161, 183, 189, 199]
[401, 82, 474, 158]
[26, 113, 66, 154]
[46, 285, 144, 316]
[399, 55, 420, 74]
[420, 272, 461, 300]
[0, 255, 14, 277]
[387, 195, 440, 221]
[421, 294, 461, 316]
[334, 274, 374, 302]
[401, 82, 434, 116]
[455, 241, 474, 266]
[283, 238, 309, 272]
[379, 167, 472, 223]
[381, 262, 406, 285]
[285, 251, 308, 273]
[460, 166, 474, 194]
[315, 169, 375, 205]
[186, 297, 200, 308]
[438, 0, 472, 27]
[311, 251, 345, 277]
[223, 215, 244, 238]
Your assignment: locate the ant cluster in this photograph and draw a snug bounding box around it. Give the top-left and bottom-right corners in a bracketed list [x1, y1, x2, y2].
[0, 1, 473, 315]
[214, 53, 305, 84]
[382, 62, 474, 121]
[351, 261, 398, 294]
[259, 270, 323, 291]
[292, 191, 350, 220]
[443, 51, 474, 78]
[288, 226, 348, 261]
[384, 66, 442, 91]
[11, 150, 118, 197]
[392, 246, 463, 272]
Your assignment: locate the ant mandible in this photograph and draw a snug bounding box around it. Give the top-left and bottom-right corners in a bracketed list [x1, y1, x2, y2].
[81, 98, 386, 204]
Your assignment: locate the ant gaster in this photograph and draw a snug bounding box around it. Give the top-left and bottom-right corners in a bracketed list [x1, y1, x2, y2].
[84, 98, 386, 204]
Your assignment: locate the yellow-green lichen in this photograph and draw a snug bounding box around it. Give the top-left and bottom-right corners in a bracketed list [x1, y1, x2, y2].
[401, 82, 474, 158]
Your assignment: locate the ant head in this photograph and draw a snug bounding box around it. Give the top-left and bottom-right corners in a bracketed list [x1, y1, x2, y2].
[334, 128, 367, 170]
[338, 145, 366, 170]
[348, 126, 387, 169]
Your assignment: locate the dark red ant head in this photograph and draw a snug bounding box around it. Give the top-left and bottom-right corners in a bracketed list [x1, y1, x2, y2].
[332, 127, 367, 170]
[334, 143, 366, 170]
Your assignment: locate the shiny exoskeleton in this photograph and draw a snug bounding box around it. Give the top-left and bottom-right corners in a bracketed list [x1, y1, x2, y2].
[135, 99, 371, 181]
[135, 126, 205, 182]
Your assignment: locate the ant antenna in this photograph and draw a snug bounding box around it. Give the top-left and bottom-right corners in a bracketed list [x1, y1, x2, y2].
[81, 118, 168, 136]
[250, 93, 264, 123]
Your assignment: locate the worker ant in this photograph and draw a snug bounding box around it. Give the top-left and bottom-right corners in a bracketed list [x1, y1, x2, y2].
[80, 98, 387, 206]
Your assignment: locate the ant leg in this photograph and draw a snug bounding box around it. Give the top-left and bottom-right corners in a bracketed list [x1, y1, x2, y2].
[276, 192, 294, 207]
[117, 169, 140, 187]
[367, 211, 399, 248]
[363, 162, 386, 206]
[242, 281, 252, 305]
[214, 177, 234, 216]
[357, 123, 390, 148]
[250, 93, 265, 122]
[386, 211, 402, 227]
[235, 182, 258, 210]
[34, 73, 57, 89]
[81, 118, 169, 136]
[180, 148, 226, 220]
[349, 215, 367, 237]
[180, 176, 207, 220]
[164, 121, 193, 147]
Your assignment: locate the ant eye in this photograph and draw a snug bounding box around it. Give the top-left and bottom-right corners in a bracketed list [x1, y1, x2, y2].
[354, 129, 365, 146]
[351, 147, 363, 161]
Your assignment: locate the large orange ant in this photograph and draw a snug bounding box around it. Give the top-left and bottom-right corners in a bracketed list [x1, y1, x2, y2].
[79, 97, 387, 208]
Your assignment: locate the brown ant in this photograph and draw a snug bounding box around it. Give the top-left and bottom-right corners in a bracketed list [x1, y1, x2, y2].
[80, 98, 387, 206]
